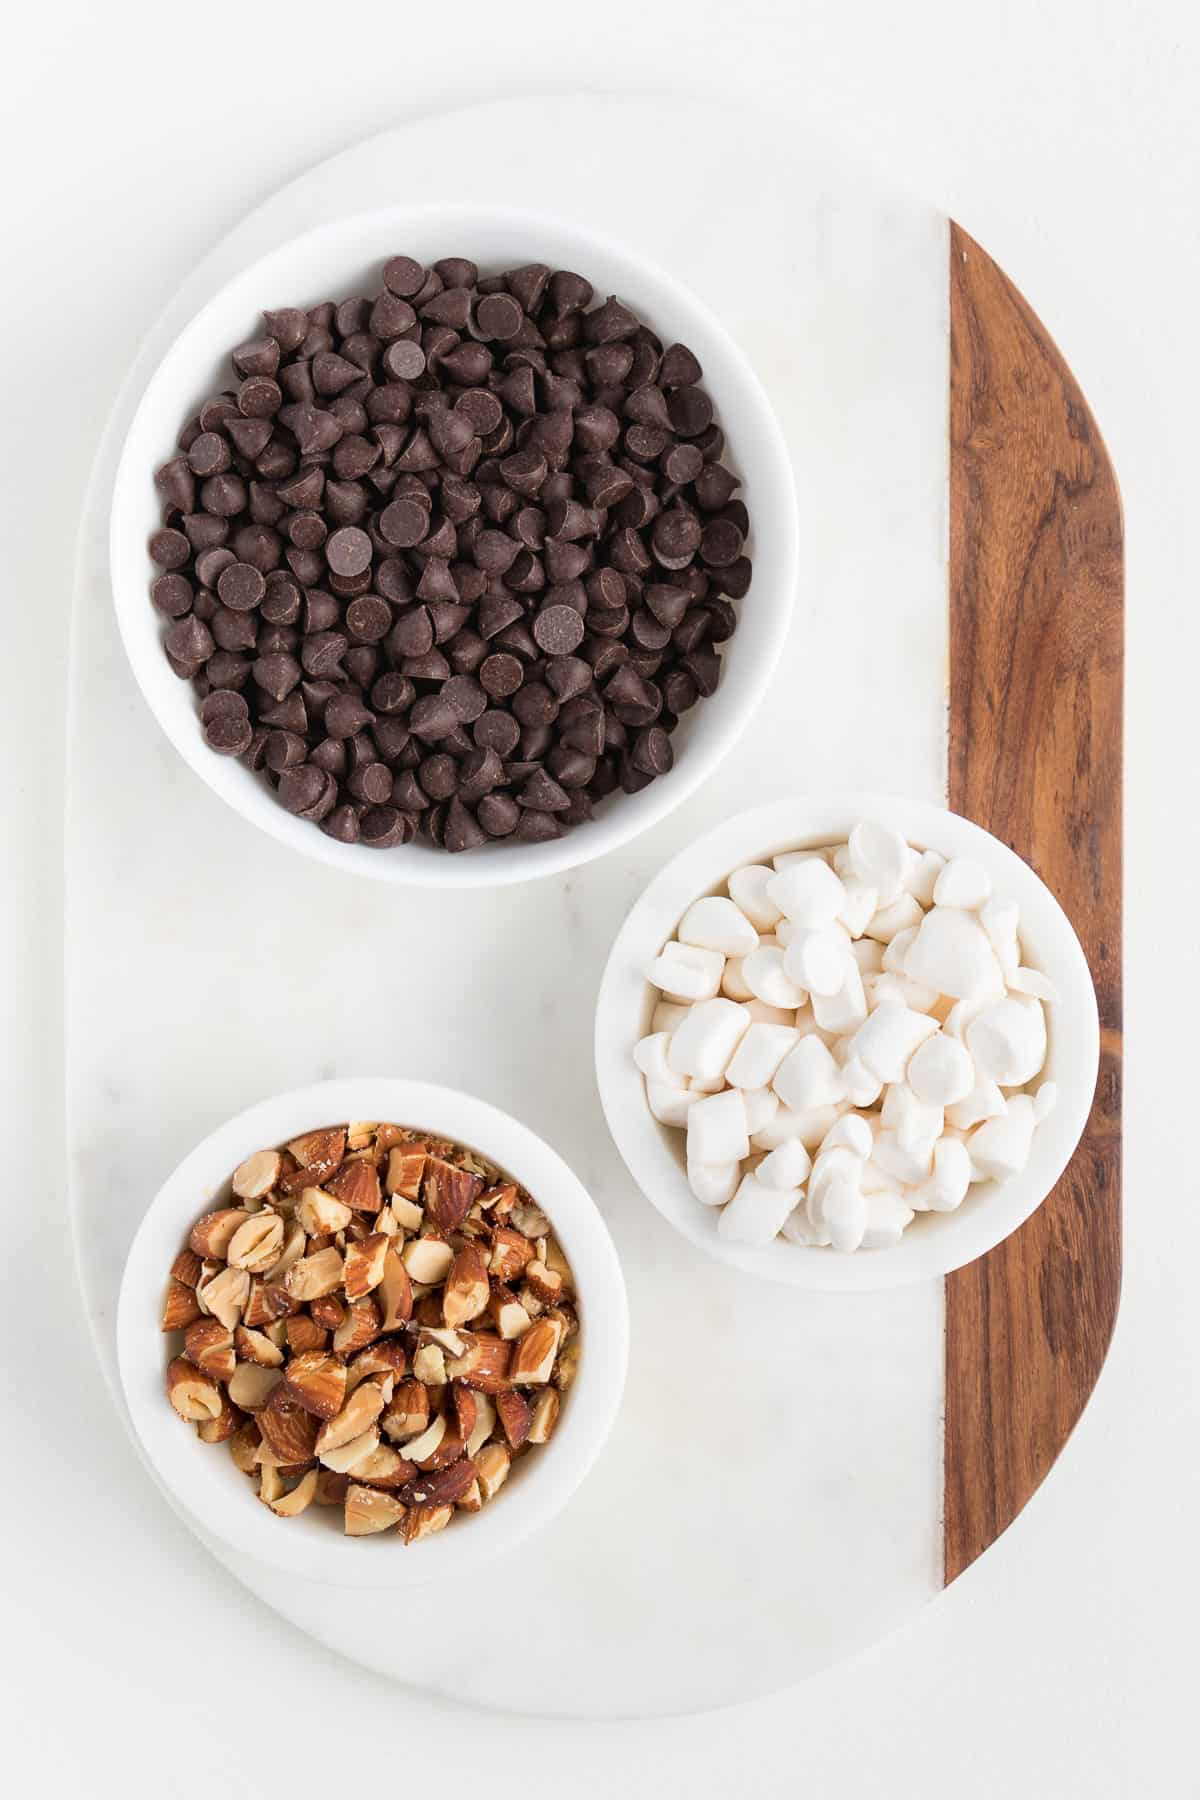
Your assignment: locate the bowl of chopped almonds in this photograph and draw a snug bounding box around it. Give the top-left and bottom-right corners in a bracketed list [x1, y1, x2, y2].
[117, 1077, 628, 1586]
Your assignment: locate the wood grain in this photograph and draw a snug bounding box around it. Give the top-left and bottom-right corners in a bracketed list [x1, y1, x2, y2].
[944, 223, 1124, 1583]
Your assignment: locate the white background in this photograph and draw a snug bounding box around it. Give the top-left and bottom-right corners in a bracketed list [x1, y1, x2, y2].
[3, 1, 1196, 1793]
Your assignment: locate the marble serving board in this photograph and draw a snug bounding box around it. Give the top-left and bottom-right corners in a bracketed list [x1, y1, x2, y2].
[68, 96, 1118, 1719]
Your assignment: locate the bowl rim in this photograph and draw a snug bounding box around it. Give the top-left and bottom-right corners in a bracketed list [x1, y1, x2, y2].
[116, 1076, 629, 1587]
[594, 792, 1101, 1292]
[109, 200, 801, 890]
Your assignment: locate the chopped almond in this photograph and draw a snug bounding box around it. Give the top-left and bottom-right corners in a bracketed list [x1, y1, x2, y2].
[442, 1243, 490, 1328]
[166, 1357, 223, 1424]
[345, 1483, 405, 1536]
[475, 1441, 511, 1501]
[161, 1278, 202, 1332]
[343, 1232, 389, 1301]
[385, 1146, 427, 1199]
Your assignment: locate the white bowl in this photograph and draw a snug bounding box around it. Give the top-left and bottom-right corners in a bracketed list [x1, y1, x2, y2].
[117, 1077, 628, 1586]
[595, 794, 1100, 1291]
[110, 204, 800, 888]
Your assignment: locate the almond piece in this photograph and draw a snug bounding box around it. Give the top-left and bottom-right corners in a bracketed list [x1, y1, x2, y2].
[235, 1324, 285, 1367]
[386, 1146, 427, 1199]
[377, 1249, 413, 1331]
[421, 1157, 483, 1232]
[391, 1197, 424, 1233]
[161, 1279, 203, 1332]
[328, 1158, 382, 1215]
[347, 1441, 414, 1487]
[232, 1149, 283, 1200]
[287, 1126, 347, 1178]
[263, 1221, 307, 1283]
[170, 1248, 204, 1289]
[508, 1316, 562, 1386]
[456, 1479, 482, 1514]
[495, 1389, 532, 1449]
[226, 1211, 285, 1273]
[284, 1245, 344, 1303]
[296, 1187, 353, 1236]
[315, 1381, 385, 1455]
[282, 1350, 347, 1421]
[345, 1484, 406, 1536]
[346, 1121, 377, 1150]
[474, 1441, 511, 1501]
[284, 1314, 327, 1356]
[396, 1413, 445, 1466]
[258, 1386, 319, 1464]
[510, 1198, 550, 1238]
[320, 1426, 380, 1473]
[542, 1235, 574, 1294]
[267, 1467, 319, 1517]
[412, 1344, 446, 1386]
[401, 1503, 452, 1544]
[332, 1296, 382, 1357]
[184, 1318, 236, 1382]
[382, 1379, 429, 1443]
[402, 1235, 454, 1285]
[343, 1232, 389, 1301]
[479, 1182, 517, 1215]
[165, 1357, 223, 1424]
[420, 1325, 465, 1355]
[315, 1469, 350, 1506]
[421, 1424, 467, 1471]
[398, 1456, 478, 1508]
[441, 1243, 490, 1328]
[523, 1259, 564, 1308]
[489, 1226, 535, 1284]
[451, 1383, 478, 1442]
[554, 1337, 581, 1394]
[466, 1391, 495, 1457]
[349, 1339, 408, 1383]
[413, 1291, 445, 1327]
[374, 1123, 409, 1154]
[227, 1361, 283, 1411]
[258, 1462, 286, 1505]
[527, 1388, 560, 1444]
[196, 1265, 251, 1332]
[309, 1294, 345, 1331]
[228, 1419, 262, 1473]
[489, 1287, 532, 1341]
[197, 1391, 244, 1444]
[446, 1334, 512, 1393]
[189, 1208, 251, 1258]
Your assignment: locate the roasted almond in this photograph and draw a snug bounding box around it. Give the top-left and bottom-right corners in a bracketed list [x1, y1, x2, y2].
[510, 1198, 550, 1238]
[258, 1386, 319, 1464]
[263, 1221, 307, 1283]
[315, 1381, 385, 1455]
[314, 1469, 350, 1507]
[258, 1462, 286, 1506]
[385, 1146, 427, 1199]
[226, 1211, 285, 1273]
[489, 1286, 532, 1341]
[350, 1339, 407, 1383]
[401, 1234, 454, 1285]
[398, 1456, 478, 1509]
[232, 1148, 283, 1200]
[377, 1249, 413, 1331]
[161, 1278, 202, 1332]
[332, 1296, 382, 1357]
[328, 1157, 382, 1215]
[170, 1248, 204, 1289]
[185, 1317, 236, 1382]
[309, 1293, 345, 1331]
[189, 1208, 251, 1258]
[509, 1316, 562, 1386]
[523, 1259, 564, 1307]
[282, 1351, 347, 1421]
[346, 1441, 414, 1487]
[456, 1479, 483, 1513]
[421, 1157, 483, 1232]
[396, 1413, 445, 1466]
[495, 1389, 532, 1449]
[344, 1483, 405, 1536]
[446, 1334, 512, 1393]
[465, 1391, 495, 1457]
[527, 1388, 560, 1444]
[227, 1361, 283, 1412]
[346, 1121, 377, 1150]
[267, 1467, 319, 1517]
[197, 1391, 244, 1444]
[554, 1336, 581, 1394]
[412, 1344, 447, 1386]
[235, 1324, 286, 1367]
[166, 1357, 223, 1424]
[287, 1126, 346, 1178]
[488, 1226, 535, 1284]
[319, 1426, 380, 1474]
[284, 1313, 327, 1356]
[284, 1245, 344, 1302]
[343, 1232, 389, 1301]
[296, 1187, 353, 1237]
[442, 1243, 490, 1328]
[196, 1264, 251, 1332]
[479, 1182, 517, 1216]
[475, 1441, 511, 1501]
[401, 1502, 452, 1544]
[451, 1382, 478, 1442]
[228, 1418, 262, 1471]
[382, 1378, 429, 1443]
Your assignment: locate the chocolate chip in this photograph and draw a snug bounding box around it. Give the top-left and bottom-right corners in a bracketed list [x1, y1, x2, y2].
[479, 652, 524, 698]
[383, 256, 426, 298]
[477, 792, 520, 837]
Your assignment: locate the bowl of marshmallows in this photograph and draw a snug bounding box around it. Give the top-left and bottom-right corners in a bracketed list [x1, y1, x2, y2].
[595, 794, 1100, 1290]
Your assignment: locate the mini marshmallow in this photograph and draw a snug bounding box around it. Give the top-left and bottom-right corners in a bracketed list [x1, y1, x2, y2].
[968, 1094, 1036, 1182]
[839, 1053, 884, 1108]
[678, 895, 759, 958]
[905, 847, 946, 907]
[942, 978, 1006, 1040]
[718, 1172, 800, 1245]
[1008, 966, 1060, 1003]
[933, 856, 993, 910]
[850, 938, 885, 975]
[966, 995, 1047, 1087]
[727, 864, 783, 930]
[979, 897, 1020, 977]
[773, 1035, 846, 1112]
[742, 945, 807, 1010]
[864, 891, 924, 945]
[667, 998, 752, 1084]
[807, 1143, 863, 1216]
[781, 1207, 832, 1246]
[910, 1135, 972, 1212]
[872, 1129, 934, 1187]
[860, 1155, 898, 1194]
[861, 1189, 916, 1248]
[634, 1032, 687, 1088]
[756, 1136, 812, 1190]
[823, 1174, 867, 1253]
[726, 1021, 799, 1091]
[906, 1032, 975, 1106]
[752, 1100, 846, 1151]
[783, 926, 850, 997]
[850, 1002, 939, 1083]
[767, 858, 846, 928]
[818, 1112, 874, 1159]
[646, 1081, 700, 1127]
[1034, 1081, 1058, 1123]
[793, 1002, 838, 1044]
[686, 1087, 750, 1166]
[687, 1160, 741, 1207]
[741, 1087, 780, 1135]
[811, 957, 869, 1033]
[772, 847, 833, 869]
[646, 941, 724, 1001]
[651, 1000, 690, 1034]
[882, 926, 919, 974]
[904, 905, 1002, 998]
[746, 998, 797, 1028]
[689, 1074, 725, 1093]
[720, 954, 755, 1001]
[864, 970, 940, 1014]
[880, 1083, 943, 1157]
[848, 819, 909, 906]
[945, 1075, 1006, 1131]
[837, 879, 878, 939]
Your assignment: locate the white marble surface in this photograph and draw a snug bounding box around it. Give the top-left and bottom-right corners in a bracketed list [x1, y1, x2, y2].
[66, 98, 949, 1715]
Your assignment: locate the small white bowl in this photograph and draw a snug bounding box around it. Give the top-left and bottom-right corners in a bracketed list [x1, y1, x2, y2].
[117, 1078, 628, 1587]
[110, 204, 800, 888]
[595, 794, 1100, 1291]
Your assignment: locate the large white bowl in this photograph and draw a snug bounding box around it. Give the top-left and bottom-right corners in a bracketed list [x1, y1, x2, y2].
[110, 204, 800, 888]
[117, 1078, 628, 1587]
[595, 794, 1100, 1291]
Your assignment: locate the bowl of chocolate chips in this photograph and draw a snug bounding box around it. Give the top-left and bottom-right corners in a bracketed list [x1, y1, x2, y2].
[111, 206, 800, 885]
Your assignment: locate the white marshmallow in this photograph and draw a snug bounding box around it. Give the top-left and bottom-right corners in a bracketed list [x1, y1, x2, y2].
[864, 970, 940, 1014]
[864, 891, 924, 945]
[686, 1088, 750, 1165]
[818, 1112, 874, 1159]
[773, 1035, 846, 1112]
[811, 957, 869, 1032]
[742, 945, 807, 1010]
[781, 1207, 831, 1246]
[651, 1000, 690, 1034]
[850, 1002, 939, 1083]
[831, 844, 854, 878]
[772, 847, 833, 869]
[942, 977, 1006, 1039]
[861, 1189, 916, 1248]
[783, 926, 849, 997]
[741, 1087, 780, 1135]
[880, 1083, 943, 1157]
[687, 1160, 741, 1207]
[933, 856, 993, 910]
[839, 1053, 884, 1107]
[848, 820, 910, 907]
[646, 1081, 700, 1127]
[910, 1135, 972, 1212]
[823, 1175, 867, 1253]
[807, 1144, 863, 1216]
[792, 1002, 838, 1044]
[906, 1032, 975, 1106]
[837, 879, 878, 939]
[727, 864, 783, 930]
[979, 897, 1021, 977]
[678, 895, 759, 958]
[1034, 1081, 1058, 1122]
[860, 1155, 898, 1194]
[746, 998, 797, 1027]
[752, 1100, 846, 1152]
[726, 1021, 798, 1091]
[945, 1075, 1006, 1130]
[850, 937, 885, 974]
[872, 1129, 935, 1186]
[1008, 965, 1060, 1003]
[966, 995, 1047, 1087]
[968, 1094, 1036, 1181]
[633, 1032, 687, 1088]
[905, 847, 946, 907]
[689, 1075, 725, 1094]
[904, 906, 1002, 998]
[717, 1172, 799, 1245]
[646, 940, 724, 1001]
[720, 954, 755, 1001]
[767, 858, 846, 927]
[756, 1137, 812, 1190]
[667, 998, 752, 1084]
[882, 926, 919, 974]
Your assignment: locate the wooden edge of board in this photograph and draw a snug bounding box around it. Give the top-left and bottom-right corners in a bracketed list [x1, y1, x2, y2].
[944, 222, 1124, 1583]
